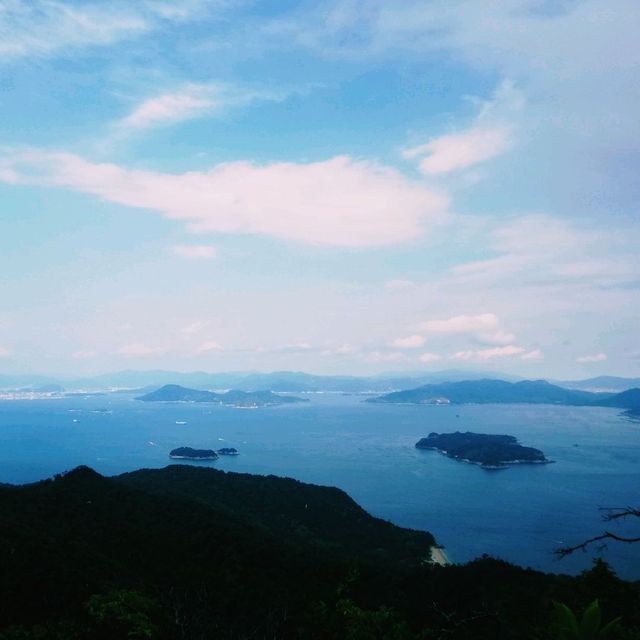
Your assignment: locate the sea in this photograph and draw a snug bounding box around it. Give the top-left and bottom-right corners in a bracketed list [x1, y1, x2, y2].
[1, 393, 639, 580]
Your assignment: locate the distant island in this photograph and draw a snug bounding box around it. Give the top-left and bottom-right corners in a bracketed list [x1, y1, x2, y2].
[368, 378, 640, 409]
[137, 384, 307, 407]
[169, 447, 218, 460]
[415, 431, 549, 469]
[217, 447, 239, 456]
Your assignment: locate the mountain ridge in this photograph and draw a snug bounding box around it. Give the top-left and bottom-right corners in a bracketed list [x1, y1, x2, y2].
[368, 378, 640, 409]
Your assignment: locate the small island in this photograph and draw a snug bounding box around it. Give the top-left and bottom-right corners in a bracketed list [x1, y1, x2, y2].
[169, 447, 218, 460]
[217, 447, 239, 456]
[415, 431, 549, 469]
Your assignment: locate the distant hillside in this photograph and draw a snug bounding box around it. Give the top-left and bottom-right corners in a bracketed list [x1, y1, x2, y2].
[136, 384, 307, 406]
[0, 368, 523, 393]
[553, 376, 640, 392]
[595, 388, 640, 409]
[368, 379, 610, 406]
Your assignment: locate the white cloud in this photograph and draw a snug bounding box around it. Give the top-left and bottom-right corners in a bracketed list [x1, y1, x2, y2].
[334, 343, 357, 355]
[0, 149, 449, 247]
[117, 83, 286, 132]
[197, 340, 223, 353]
[576, 353, 607, 363]
[170, 245, 217, 260]
[320, 343, 358, 357]
[421, 313, 499, 335]
[384, 279, 415, 290]
[180, 321, 208, 335]
[274, 1, 640, 214]
[521, 349, 543, 361]
[0, 346, 10, 358]
[363, 351, 406, 363]
[418, 352, 441, 363]
[0, 0, 206, 60]
[403, 126, 513, 176]
[478, 330, 516, 346]
[117, 343, 165, 356]
[121, 90, 215, 130]
[391, 334, 425, 349]
[451, 215, 640, 291]
[280, 341, 313, 352]
[451, 345, 525, 362]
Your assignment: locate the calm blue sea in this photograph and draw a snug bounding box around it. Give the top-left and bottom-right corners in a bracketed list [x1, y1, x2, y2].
[1, 393, 639, 579]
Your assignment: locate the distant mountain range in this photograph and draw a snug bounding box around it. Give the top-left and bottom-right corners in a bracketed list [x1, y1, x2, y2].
[136, 385, 307, 407]
[551, 376, 640, 392]
[0, 369, 523, 393]
[368, 379, 640, 410]
[2, 369, 640, 396]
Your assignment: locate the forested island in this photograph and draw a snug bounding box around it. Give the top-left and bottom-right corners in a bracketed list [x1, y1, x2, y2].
[416, 432, 549, 469]
[217, 447, 239, 456]
[169, 447, 218, 460]
[369, 378, 640, 409]
[137, 384, 307, 407]
[0, 465, 637, 639]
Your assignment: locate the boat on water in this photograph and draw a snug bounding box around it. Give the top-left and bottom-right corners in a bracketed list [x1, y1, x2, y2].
[175, 420, 187, 425]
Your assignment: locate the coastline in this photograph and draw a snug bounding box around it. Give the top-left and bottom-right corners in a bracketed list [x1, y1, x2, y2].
[419, 446, 552, 469]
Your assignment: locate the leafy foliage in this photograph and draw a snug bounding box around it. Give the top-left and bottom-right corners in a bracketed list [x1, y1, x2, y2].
[0, 466, 638, 639]
[552, 599, 621, 640]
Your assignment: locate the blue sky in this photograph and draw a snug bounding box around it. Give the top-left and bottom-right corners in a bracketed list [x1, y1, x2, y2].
[0, 0, 638, 378]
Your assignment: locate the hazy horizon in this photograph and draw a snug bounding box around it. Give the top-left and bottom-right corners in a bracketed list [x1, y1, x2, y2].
[1, 366, 638, 385]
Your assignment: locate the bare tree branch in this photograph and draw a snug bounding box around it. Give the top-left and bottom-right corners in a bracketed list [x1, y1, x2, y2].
[555, 531, 640, 558]
[554, 506, 640, 557]
[599, 507, 640, 521]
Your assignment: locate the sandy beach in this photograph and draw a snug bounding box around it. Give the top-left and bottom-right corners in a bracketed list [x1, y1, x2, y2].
[430, 546, 450, 566]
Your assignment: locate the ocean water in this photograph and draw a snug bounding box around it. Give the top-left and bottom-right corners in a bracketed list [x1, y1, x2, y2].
[0, 393, 639, 579]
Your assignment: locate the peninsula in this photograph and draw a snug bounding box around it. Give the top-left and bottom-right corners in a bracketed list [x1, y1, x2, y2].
[415, 431, 549, 469]
[137, 384, 307, 407]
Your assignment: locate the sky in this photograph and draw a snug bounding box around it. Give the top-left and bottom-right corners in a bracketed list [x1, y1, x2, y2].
[0, 0, 638, 378]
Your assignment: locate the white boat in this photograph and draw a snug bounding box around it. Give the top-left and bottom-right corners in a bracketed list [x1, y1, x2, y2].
[175, 420, 187, 425]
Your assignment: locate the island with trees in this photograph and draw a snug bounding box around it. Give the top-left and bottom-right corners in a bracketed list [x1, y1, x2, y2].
[169, 447, 218, 460]
[137, 384, 307, 407]
[415, 431, 549, 469]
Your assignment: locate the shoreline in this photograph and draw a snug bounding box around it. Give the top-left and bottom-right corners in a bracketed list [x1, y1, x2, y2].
[419, 446, 552, 469]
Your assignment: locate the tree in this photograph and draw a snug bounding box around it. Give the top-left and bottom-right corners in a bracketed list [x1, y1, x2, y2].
[555, 508, 640, 558]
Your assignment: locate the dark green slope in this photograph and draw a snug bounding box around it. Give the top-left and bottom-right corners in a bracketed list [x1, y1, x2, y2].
[1, 466, 638, 640]
[596, 387, 640, 409]
[0, 465, 432, 638]
[117, 465, 433, 566]
[0, 466, 331, 637]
